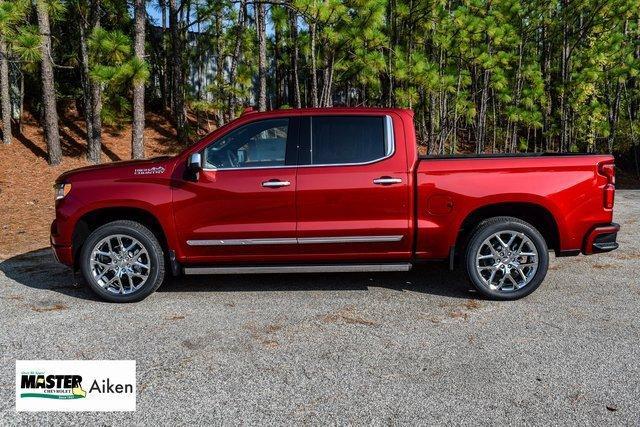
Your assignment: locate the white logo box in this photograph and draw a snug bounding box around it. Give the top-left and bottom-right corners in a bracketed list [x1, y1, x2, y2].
[16, 360, 136, 412]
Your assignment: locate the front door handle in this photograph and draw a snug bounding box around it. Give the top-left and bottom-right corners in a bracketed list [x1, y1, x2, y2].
[373, 176, 403, 185]
[262, 179, 291, 188]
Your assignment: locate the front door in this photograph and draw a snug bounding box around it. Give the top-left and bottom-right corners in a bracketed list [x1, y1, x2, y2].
[295, 114, 412, 262]
[172, 117, 299, 264]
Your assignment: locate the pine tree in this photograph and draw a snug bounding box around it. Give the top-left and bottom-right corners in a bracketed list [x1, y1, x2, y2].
[169, 0, 186, 143]
[0, 0, 29, 144]
[131, 0, 146, 159]
[75, 0, 103, 163]
[36, 0, 63, 165]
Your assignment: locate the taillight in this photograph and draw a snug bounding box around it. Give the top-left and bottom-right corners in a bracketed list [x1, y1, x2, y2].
[599, 162, 615, 209]
[599, 163, 615, 185]
[604, 184, 615, 209]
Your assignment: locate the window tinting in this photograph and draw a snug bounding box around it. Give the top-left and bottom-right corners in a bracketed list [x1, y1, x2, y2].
[204, 119, 289, 169]
[311, 116, 386, 165]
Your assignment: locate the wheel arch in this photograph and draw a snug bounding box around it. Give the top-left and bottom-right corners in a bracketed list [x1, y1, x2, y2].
[455, 202, 560, 255]
[72, 206, 169, 269]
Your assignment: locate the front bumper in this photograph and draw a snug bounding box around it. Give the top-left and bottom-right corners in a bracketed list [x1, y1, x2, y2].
[50, 219, 73, 266]
[583, 223, 620, 255]
[51, 243, 73, 266]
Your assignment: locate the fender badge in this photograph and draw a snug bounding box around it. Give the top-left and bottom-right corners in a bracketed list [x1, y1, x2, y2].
[134, 166, 165, 175]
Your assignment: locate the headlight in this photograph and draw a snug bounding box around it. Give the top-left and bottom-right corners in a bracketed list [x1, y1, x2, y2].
[54, 183, 72, 201]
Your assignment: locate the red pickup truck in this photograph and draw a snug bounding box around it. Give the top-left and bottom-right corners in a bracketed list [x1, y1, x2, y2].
[51, 108, 619, 302]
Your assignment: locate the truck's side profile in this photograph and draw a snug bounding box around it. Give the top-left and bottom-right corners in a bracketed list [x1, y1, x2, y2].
[51, 108, 619, 302]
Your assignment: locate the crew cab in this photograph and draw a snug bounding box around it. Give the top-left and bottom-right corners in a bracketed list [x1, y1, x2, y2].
[51, 108, 619, 302]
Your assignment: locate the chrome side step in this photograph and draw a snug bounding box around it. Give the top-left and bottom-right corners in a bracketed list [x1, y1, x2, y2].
[183, 263, 412, 275]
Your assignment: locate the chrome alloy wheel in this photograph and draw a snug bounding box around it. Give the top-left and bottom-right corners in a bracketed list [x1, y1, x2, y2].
[475, 230, 539, 292]
[89, 234, 151, 295]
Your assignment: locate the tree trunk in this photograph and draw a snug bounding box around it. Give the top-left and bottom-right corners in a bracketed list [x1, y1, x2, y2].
[476, 67, 490, 154]
[229, 0, 246, 118]
[320, 64, 328, 107]
[273, 9, 282, 107]
[88, 0, 103, 163]
[160, 0, 168, 112]
[36, 1, 62, 165]
[289, 8, 301, 108]
[310, 21, 318, 107]
[437, 47, 446, 154]
[509, 42, 524, 152]
[89, 75, 102, 160]
[256, 2, 267, 111]
[606, 82, 622, 154]
[79, 23, 95, 160]
[79, 0, 103, 164]
[451, 71, 461, 154]
[0, 38, 12, 144]
[384, 0, 394, 108]
[325, 55, 334, 107]
[541, 22, 551, 151]
[18, 69, 24, 132]
[169, 0, 186, 143]
[131, 0, 146, 159]
[214, 6, 224, 125]
[428, 93, 435, 153]
[559, 0, 570, 152]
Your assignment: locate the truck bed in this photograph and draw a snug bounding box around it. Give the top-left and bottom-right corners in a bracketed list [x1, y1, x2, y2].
[414, 153, 615, 259]
[420, 152, 609, 159]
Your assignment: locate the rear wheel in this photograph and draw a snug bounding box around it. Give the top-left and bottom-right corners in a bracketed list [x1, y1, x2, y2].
[465, 216, 549, 300]
[80, 220, 165, 302]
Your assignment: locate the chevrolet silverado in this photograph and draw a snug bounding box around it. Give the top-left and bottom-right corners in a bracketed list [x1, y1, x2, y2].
[51, 108, 620, 302]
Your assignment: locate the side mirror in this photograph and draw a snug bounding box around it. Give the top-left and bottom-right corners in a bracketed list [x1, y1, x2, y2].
[188, 152, 202, 172]
[185, 152, 203, 182]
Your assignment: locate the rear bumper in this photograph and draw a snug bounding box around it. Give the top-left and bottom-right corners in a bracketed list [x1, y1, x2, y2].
[583, 223, 620, 255]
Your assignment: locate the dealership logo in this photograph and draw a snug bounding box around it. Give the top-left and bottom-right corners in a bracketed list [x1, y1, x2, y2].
[16, 361, 136, 411]
[20, 373, 86, 399]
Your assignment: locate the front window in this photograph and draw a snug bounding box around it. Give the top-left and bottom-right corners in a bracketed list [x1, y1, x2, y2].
[204, 119, 289, 169]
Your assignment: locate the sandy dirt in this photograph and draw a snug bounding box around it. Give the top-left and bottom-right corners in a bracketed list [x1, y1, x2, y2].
[0, 110, 182, 258]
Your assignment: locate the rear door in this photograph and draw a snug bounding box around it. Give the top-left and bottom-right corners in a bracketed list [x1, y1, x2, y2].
[295, 113, 412, 262]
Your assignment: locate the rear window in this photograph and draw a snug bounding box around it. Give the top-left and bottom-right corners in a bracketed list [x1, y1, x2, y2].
[310, 116, 387, 165]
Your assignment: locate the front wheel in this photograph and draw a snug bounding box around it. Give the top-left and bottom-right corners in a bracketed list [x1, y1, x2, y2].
[80, 220, 166, 302]
[465, 216, 549, 300]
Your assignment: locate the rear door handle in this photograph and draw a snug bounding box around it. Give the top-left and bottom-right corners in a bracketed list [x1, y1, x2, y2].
[262, 179, 291, 188]
[373, 177, 403, 185]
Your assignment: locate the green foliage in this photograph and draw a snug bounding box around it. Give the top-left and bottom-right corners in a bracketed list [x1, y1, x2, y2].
[40, 0, 66, 22]
[13, 25, 41, 63]
[4, 0, 640, 155]
[88, 26, 149, 127]
[0, 1, 26, 37]
[89, 28, 131, 64]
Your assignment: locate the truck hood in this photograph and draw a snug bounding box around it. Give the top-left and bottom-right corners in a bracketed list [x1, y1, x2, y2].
[56, 156, 173, 184]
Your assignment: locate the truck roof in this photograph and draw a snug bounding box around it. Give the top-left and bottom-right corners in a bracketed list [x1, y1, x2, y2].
[240, 106, 414, 117]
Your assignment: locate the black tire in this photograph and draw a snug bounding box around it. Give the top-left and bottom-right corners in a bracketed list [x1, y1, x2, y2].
[80, 220, 165, 302]
[465, 216, 549, 300]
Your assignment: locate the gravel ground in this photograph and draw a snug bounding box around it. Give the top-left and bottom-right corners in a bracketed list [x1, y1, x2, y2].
[1, 190, 638, 425]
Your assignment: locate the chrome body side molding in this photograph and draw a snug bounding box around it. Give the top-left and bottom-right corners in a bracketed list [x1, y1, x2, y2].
[186, 238, 297, 246]
[187, 235, 404, 246]
[297, 235, 403, 244]
[183, 263, 412, 275]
